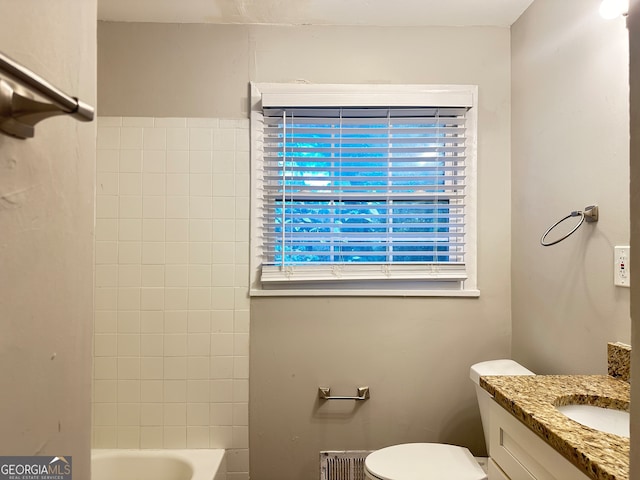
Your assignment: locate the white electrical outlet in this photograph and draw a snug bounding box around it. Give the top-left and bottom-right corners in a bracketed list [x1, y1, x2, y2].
[614, 246, 630, 287]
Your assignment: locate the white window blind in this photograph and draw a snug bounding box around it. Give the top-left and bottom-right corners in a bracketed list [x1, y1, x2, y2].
[250, 84, 478, 295]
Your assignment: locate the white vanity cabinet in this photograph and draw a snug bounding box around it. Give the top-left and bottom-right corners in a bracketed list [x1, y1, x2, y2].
[488, 400, 591, 480]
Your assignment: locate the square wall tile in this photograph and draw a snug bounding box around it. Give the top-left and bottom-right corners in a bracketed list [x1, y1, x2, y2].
[141, 334, 164, 356]
[118, 333, 140, 356]
[97, 127, 120, 149]
[93, 354, 118, 380]
[95, 312, 117, 334]
[164, 357, 187, 379]
[120, 150, 143, 172]
[167, 151, 189, 173]
[117, 403, 141, 426]
[96, 219, 118, 241]
[119, 173, 142, 195]
[141, 265, 165, 287]
[166, 219, 189, 242]
[93, 426, 118, 449]
[209, 426, 232, 449]
[140, 311, 164, 333]
[190, 174, 212, 196]
[189, 151, 212, 173]
[118, 264, 142, 287]
[141, 381, 164, 403]
[188, 357, 209, 379]
[187, 427, 210, 448]
[118, 357, 141, 378]
[141, 358, 164, 380]
[97, 150, 119, 173]
[187, 403, 209, 426]
[163, 426, 186, 448]
[117, 380, 141, 403]
[143, 173, 166, 196]
[143, 197, 166, 219]
[142, 242, 166, 265]
[210, 403, 233, 426]
[140, 426, 164, 448]
[143, 219, 166, 242]
[143, 150, 167, 173]
[119, 196, 143, 218]
[167, 128, 189, 150]
[189, 128, 212, 150]
[96, 196, 119, 219]
[95, 265, 118, 287]
[144, 128, 167, 150]
[141, 404, 164, 426]
[97, 172, 119, 195]
[163, 403, 186, 425]
[141, 288, 165, 310]
[166, 197, 190, 219]
[187, 380, 210, 403]
[121, 127, 143, 149]
[117, 311, 141, 333]
[117, 427, 140, 448]
[164, 380, 187, 403]
[188, 311, 211, 333]
[167, 174, 189, 196]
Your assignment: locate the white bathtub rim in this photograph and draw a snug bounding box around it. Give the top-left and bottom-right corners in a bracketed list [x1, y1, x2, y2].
[91, 449, 225, 480]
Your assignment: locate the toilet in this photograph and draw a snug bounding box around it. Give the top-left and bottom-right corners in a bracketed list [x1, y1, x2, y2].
[364, 359, 534, 480]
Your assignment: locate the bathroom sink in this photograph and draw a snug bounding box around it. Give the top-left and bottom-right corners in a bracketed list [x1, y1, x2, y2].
[555, 404, 629, 437]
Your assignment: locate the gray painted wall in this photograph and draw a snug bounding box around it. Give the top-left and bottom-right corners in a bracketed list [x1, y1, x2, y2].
[511, 0, 630, 374]
[0, 2, 96, 479]
[98, 22, 513, 480]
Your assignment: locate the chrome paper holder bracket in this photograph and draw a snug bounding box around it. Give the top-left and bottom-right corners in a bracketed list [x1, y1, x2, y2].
[318, 386, 370, 401]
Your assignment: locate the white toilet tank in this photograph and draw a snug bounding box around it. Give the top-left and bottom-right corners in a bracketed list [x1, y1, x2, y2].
[469, 359, 534, 453]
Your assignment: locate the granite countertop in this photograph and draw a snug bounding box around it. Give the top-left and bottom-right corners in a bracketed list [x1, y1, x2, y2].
[480, 375, 630, 480]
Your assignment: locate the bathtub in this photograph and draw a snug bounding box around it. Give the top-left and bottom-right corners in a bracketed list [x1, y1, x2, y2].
[91, 449, 226, 480]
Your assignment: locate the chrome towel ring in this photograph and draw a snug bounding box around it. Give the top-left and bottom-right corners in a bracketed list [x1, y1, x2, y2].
[540, 205, 598, 247]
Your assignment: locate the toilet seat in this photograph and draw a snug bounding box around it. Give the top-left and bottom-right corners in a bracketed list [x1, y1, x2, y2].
[364, 443, 487, 480]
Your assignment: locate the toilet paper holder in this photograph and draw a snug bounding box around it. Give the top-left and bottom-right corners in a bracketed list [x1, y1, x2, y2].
[318, 386, 370, 401]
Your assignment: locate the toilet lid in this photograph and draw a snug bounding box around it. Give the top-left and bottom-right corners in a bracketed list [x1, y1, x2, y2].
[364, 443, 487, 480]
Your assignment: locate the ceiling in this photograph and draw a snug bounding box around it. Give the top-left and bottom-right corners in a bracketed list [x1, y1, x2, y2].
[97, 0, 536, 27]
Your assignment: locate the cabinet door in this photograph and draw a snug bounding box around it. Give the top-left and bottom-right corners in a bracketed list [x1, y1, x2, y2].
[489, 401, 590, 480]
[488, 458, 512, 480]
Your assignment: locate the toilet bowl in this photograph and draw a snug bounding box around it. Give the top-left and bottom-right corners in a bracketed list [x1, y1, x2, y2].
[364, 443, 486, 480]
[363, 359, 534, 480]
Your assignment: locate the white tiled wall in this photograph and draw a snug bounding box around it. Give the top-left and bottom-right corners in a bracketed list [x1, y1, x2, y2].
[94, 116, 250, 479]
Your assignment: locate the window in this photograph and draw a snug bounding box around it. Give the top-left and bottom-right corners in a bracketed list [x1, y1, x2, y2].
[250, 83, 478, 296]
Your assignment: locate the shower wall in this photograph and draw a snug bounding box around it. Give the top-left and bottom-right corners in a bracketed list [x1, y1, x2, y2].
[94, 116, 249, 478]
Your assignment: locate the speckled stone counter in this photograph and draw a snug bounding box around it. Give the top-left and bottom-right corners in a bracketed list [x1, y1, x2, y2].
[480, 375, 630, 480]
[608, 342, 631, 382]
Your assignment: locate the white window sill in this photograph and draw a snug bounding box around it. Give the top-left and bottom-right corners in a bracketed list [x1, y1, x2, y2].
[250, 288, 481, 297]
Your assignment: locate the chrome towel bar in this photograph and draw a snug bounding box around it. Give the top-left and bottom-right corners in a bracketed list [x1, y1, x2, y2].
[0, 50, 94, 139]
[318, 386, 370, 401]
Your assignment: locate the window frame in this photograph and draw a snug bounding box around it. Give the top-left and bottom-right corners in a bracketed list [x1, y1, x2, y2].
[249, 82, 479, 297]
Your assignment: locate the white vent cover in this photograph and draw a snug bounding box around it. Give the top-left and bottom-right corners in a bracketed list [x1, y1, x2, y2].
[320, 451, 373, 480]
